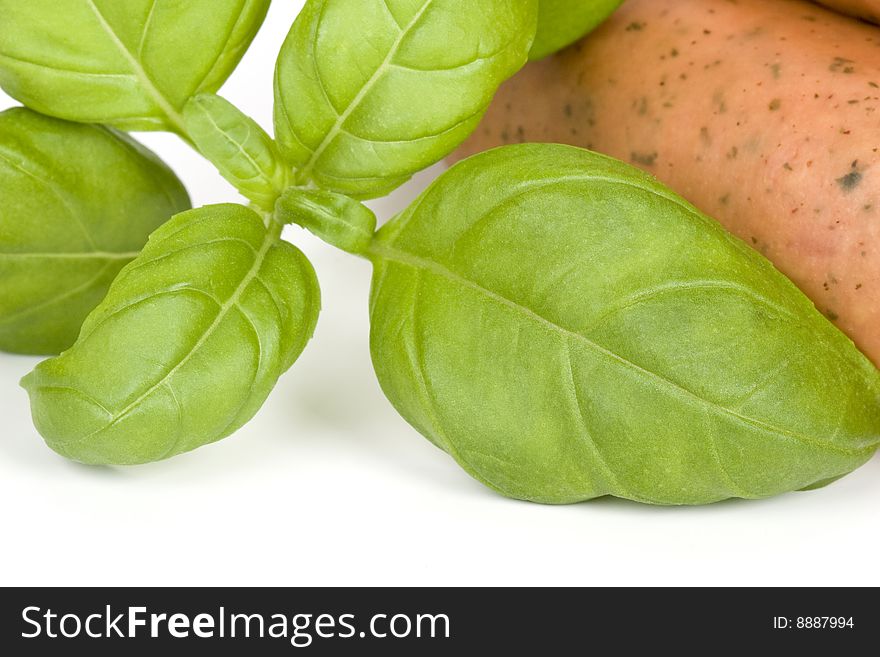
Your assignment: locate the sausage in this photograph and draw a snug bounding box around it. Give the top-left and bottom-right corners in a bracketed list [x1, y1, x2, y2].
[455, 0, 880, 366]
[813, 0, 880, 24]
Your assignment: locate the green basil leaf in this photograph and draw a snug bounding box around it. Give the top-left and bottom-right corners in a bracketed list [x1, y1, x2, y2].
[184, 94, 288, 210]
[0, 0, 270, 133]
[274, 0, 538, 199]
[368, 144, 880, 505]
[0, 107, 189, 356]
[276, 187, 376, 255]
[529, 0, 623, 60]
[22, 204, 321, 465]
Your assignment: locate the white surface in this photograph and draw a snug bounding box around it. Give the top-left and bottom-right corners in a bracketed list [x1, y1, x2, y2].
[1, 1, 879, 588]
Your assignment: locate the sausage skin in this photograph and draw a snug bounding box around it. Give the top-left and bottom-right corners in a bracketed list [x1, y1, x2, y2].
[456, 0, 880, 366]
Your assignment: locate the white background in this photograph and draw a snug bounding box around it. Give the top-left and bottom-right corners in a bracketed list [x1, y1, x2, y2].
[2, 0, 879, 587]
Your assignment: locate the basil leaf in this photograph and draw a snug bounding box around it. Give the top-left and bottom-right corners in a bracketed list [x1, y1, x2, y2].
[368, 144, 880, 505]
[273, 0, 538, 199]
[184, 94, 288, 211]
[22, 204, 321, 465]
[530, 0, 623, 60]
[0, 0, 270, 133]
[0, 107, 189, 355]
[276, 187, 376, 255]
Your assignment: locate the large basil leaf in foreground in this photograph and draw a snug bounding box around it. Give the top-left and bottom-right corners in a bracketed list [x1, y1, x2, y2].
[274, 0, 538, 199]
[22, 205, 320, 465]
[369, 144, 880, 505]
[0, 0, 270, 133]
[529, 0, 624, 60]
[0, 108, 189, 355]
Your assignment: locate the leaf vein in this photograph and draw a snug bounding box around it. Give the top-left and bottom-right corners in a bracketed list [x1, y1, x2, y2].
[371, 243, 874, 457]
[562, 342, 634, 500]
[63, 227, 278, 445]
[294, 0, 436, 185]
[0, 261, 115, 326]
[83, 0, 187, 133]
[0, 52, 133, 79]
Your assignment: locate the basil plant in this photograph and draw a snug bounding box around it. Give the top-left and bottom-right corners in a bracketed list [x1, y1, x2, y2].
[2, 0, 878, 506]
